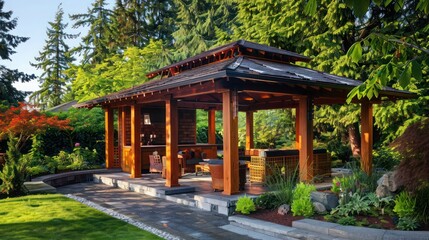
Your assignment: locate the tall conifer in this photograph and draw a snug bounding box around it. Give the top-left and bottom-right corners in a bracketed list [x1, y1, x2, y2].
[30, 5, 77, 109]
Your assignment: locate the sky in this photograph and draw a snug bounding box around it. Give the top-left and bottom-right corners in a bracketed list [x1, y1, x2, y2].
[2, 0, 114, 92]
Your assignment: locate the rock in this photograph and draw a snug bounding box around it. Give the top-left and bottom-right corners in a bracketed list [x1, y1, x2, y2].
[310, 191, 338, 211]
[313, 202, 326, 214]
[377, 171, 399, 193]
[277, 204, 290, 215]
[376, 185, 391, 198]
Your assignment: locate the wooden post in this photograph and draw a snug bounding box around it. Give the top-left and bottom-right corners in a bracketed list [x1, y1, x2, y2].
[208, 108, 216, 145]
[130, 104, 142, 178]
[297, 97, 314, 182]
[360, 102, 373, 175]
[222, 89, 239, 195]
[105, 107, 114, 169]
[165, 95, 180, 187]
[295, 107, 300, 149]
[118, 107, 124, 169]
[245, 111, 254, 152]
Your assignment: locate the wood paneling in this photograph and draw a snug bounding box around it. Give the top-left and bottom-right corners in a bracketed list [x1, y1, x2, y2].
[245, 111, 254, 151]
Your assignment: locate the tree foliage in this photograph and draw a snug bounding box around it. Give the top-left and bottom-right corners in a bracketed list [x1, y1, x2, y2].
[0, 103, 71, 151]
[72, 39, 171, 102]
[0, 0, 34, 104]
[30, 5, 78, 109]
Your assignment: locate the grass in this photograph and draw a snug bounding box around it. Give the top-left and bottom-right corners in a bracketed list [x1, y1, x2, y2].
[0, 194, 163, 240]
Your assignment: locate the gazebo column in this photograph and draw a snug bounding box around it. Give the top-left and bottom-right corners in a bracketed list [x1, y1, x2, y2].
[297, 96, 314, 182]
[104, 107, 114, 169]
[245, 111, 254, 152]
[222, 89, 239, 195]
[165, 95, 180, 187]
[130, 104, 142, 178]
[360, 102, 373, 175]
[295, 107, 300, 149]
[208, 108, 216, 145]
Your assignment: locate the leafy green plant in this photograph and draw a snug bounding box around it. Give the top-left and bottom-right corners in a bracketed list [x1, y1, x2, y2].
[0, 135, 27, 197]
[393, 191, 416, 218]
[414, 183, 429, 224]
[331, 193, 371, 217]
[255, 192, 277, 210]
[397, 217, 420, 231]
[265, 164, 298, 206]
[372, 147, 401, 171]
[291, 182, 316, 217]
[235, 195, 256, 214]
[337, 216, 356, 226]
[366, 192, 394, 215]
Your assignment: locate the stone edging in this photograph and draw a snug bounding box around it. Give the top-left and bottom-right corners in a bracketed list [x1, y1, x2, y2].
[64, 194, 182, 240]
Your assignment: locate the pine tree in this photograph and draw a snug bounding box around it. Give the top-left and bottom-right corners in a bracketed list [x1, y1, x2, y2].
[172, 0, 237, 61]
[30, 5, 78, 110]
[70, 0, 113, 64]
[0, 0, 34, 104]
[110, 0, 175, 50]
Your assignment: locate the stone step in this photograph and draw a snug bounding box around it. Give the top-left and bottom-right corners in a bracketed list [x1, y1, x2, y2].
[24, 181, 57, 194]
[229, 216, 342, 240]
[220, 224, 287, 240]
[292, 218, 429, 240]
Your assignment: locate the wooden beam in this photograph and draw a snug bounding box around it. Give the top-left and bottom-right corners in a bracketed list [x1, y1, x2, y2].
[245, 111, 254, 151]
[208, 109, 216, 145]
[360, 102, 373, 175]
[104, 107, 114, 169]
[295, 107, 299, 149]
[222, 89, 239, 195]
[297, 96, 314, 182]
[130, 104, 142, 178]
[165, 95, 180, 187]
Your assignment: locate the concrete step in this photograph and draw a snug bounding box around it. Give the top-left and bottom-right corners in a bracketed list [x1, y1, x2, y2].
[229, 216, 345, 240]
[24, 181, 57, 194]
[220, 224, 287, 240]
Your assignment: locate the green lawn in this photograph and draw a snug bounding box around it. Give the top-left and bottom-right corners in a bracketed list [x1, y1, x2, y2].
[0, 194, 163, 240]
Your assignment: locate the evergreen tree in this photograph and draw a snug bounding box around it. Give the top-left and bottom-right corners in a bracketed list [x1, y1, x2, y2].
[172, 0, 237, 61]
[0, 0, 34, 104]
[70, 0, 113, 64]
[30, 5, 78, 110]
[111, 0, 175, 49]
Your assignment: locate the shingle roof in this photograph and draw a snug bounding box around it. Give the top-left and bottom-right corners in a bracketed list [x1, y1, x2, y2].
[75, 41, 415, 108]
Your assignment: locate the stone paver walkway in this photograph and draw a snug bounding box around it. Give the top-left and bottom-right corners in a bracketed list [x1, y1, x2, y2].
[57, 182, 254, 240]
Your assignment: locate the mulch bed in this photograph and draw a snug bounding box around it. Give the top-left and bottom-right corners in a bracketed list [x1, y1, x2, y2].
[247, 208, 429, 231]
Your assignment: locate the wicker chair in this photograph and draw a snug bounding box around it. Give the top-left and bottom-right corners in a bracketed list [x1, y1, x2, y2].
[149, 154, 162, 173]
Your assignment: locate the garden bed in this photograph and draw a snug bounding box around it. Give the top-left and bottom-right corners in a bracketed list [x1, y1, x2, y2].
[248, 208, 429, 231]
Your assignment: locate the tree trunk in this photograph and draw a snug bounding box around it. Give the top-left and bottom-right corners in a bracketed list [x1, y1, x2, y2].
[348, 123, 361, 157]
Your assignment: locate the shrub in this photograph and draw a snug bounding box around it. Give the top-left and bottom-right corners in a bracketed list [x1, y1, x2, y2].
[255, 192, 277, 210]
[0, 135, 27, 197]
[372, 147, 401, 171]
[397, 217, 419, 231]
[235, 195, 256, 214]
[414, 183, 429, 224]
[393, 191, 416, 218]
[331, 193, 371, 217]
[291, 182, 316, 217]
[337, 216, 356, 226]
[265, 164, 298, 206]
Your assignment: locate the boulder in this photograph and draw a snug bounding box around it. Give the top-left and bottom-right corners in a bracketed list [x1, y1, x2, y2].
[376, 185, 391, 198]
[313, 201, 327, 214]
[277, 204, 290, 215]
[377, 171, 399, 192]
[310, 191, 338, 211]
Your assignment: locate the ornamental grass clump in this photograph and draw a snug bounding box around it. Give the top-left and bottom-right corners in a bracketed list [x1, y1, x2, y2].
[235, 195, 256, 214]
[291, 182, 316, 217]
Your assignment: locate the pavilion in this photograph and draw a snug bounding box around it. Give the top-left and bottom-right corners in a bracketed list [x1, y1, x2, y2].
[76, 40, 414, 195]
